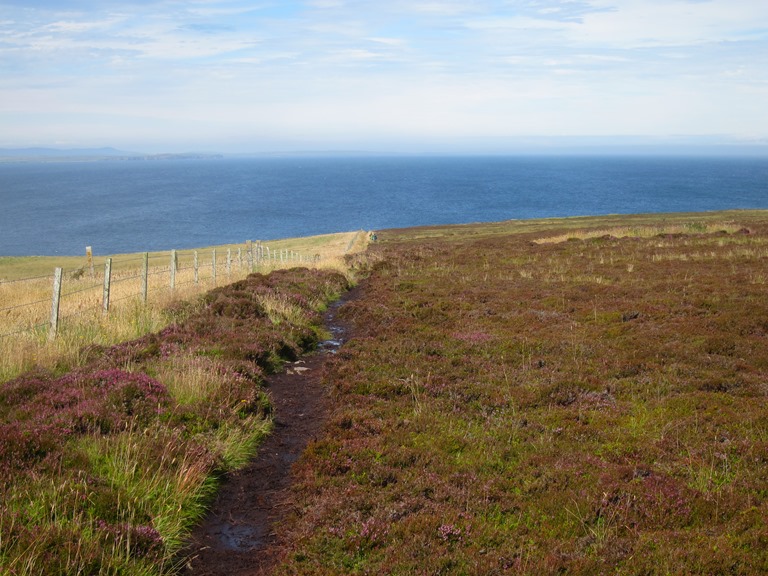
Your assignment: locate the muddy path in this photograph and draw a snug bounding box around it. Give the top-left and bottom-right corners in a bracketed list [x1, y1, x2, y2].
[180, 286, 361, 576]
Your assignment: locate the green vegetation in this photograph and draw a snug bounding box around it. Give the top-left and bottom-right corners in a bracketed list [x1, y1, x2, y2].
[273, 210, 768, 574]
[0, 230, 365, 383]
[3, 210, 768, 574]
[0, 268, 350, 575]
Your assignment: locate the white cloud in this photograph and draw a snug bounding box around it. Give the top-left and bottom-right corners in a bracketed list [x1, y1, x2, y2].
[0, 0, 766, 150]
[572, 0, 768, 48]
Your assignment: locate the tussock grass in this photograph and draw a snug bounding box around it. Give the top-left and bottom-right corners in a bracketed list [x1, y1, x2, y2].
[533, 220, 744, 244]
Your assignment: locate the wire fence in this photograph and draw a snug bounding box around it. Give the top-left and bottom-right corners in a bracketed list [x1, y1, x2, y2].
[0, 241, 320, 342]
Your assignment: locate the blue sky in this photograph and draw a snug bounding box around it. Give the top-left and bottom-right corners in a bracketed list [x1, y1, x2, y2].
[1, 0, 767, 153]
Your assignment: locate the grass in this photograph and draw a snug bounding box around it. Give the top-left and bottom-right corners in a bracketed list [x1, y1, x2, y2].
[0, 230, 366, 382]
[269, 209, 768, 574]
[4, 210, 768, 574]
[0, 266, 351, 575]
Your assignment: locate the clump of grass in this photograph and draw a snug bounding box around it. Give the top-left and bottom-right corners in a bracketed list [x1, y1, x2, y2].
[534, 220, 744, 244]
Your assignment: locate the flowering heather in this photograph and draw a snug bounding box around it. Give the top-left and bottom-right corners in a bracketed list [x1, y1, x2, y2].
[275, 212, 768, 575]
[0, 266, 350, 574]
[96, 520, 165, 560]
[452, 331, 492, 344]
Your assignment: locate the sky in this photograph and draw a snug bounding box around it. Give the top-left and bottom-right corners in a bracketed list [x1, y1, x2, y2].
[1, 0, 767, 154]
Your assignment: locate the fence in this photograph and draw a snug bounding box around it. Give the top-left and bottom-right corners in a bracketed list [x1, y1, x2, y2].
[0, 241, 319, 342]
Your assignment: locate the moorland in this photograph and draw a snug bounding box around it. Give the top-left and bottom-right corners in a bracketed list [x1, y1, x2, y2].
[2, 210, 768, 575]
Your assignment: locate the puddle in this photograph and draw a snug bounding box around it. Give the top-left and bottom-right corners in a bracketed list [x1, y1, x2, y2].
[319, 298, 348, 353]
[217, 523, 267, 551]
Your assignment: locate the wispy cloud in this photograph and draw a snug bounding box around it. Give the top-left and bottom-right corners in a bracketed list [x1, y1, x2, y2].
[1, 0, 766, 151]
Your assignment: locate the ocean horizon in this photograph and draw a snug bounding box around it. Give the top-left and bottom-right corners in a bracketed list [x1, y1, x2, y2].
[1, 155, 766, 257]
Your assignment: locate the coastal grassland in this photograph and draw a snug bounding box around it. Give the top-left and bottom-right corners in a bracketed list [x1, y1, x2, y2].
[0, 267, 351, 575]
[0, 231, 366, 382]
[275, 210, 768, 574]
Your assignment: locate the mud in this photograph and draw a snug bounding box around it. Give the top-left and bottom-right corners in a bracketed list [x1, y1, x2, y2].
[180, 288, 357, 575]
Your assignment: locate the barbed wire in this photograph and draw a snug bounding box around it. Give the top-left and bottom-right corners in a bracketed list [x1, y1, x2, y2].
[111, 273, 142, 285]
[109, 293, 142, 306]
[0, 297, 51, 314]
[0, 273, 53, 285]
[62, 283, 102, 298]
[1, 245, 315, 328]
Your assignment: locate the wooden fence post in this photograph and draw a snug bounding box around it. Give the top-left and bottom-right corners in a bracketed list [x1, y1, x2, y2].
[86, 246, 94, 277]
[238, 247, 243, 271]
[48, 267, 63, 341]
[170, 250, 177, 290]
[102, 258, 112, 314]
[194, 251, 199, 284]
[212, 249, 217, 286]
[227, 248, 232, 277]
[142, 252, 149, 303]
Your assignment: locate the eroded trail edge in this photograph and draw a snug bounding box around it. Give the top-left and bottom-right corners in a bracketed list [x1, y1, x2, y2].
[181, 286, 361, 576]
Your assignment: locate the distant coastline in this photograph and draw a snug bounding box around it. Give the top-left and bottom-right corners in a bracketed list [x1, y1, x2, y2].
[0, 147, 223, 163]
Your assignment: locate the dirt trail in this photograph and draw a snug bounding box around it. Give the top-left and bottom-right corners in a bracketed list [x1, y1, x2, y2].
[180, 287, 358, 576]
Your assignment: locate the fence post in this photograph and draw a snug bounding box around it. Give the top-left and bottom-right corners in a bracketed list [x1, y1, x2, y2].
[142, 252, 149, 303]
[48, 267, 63, 341]
[194, 250, 199, 284]
[238, 247, 243, 271]
[170, 250, 177, 290]
[86, 246, 94, 278]
[212, 249, 217, 286]
[102, 258, 112, 314]
[227, 248, 232, 277]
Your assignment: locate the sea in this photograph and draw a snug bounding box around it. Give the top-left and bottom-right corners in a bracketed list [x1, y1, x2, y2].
[0, 155, 766, 257]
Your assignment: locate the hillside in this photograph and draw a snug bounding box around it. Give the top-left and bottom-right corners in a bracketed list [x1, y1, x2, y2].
[2, 210, 768, 575]
[271, 210, 768, 574]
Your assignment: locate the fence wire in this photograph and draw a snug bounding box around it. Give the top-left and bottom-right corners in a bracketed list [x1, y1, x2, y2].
[0, 297, 51, 314]
[1, 243, 314, 342]
[0, 273, 53, 285]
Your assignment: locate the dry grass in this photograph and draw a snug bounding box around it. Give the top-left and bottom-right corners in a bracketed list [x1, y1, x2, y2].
[533, 220, 745, 244]
[0, 231, 368, 382]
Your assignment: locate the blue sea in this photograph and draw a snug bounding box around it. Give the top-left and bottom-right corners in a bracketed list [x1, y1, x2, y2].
[1, 155, 766, 257]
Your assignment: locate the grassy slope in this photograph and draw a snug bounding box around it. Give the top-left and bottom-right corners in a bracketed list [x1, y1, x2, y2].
[0, 268, 350, 575]
[275, 210, 768, 575]
[0, 231, 364, 280]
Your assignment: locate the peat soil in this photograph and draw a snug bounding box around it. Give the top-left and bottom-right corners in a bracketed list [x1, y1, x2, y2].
[180, 285, 361, 576]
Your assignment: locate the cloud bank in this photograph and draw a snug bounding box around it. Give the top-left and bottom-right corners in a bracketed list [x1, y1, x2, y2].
[1, 0, 766, 152]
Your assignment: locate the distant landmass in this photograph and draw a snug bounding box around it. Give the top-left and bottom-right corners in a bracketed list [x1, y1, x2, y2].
[0, 147, 223, 162]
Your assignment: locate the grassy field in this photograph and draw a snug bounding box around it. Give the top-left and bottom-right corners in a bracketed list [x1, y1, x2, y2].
[0, 230, 366, 574]
[3, 210, 768, 574]
[0, 267, 352, 575]
[0, 231, 367, 382]
[271, 209, 768, 574]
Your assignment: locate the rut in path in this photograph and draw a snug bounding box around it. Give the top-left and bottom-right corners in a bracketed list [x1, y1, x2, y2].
[180, 288, 358, 576]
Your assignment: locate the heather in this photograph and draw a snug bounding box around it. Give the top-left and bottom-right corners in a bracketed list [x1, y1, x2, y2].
[0, 268, 349, 575]
[275, 211, 768, 574]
